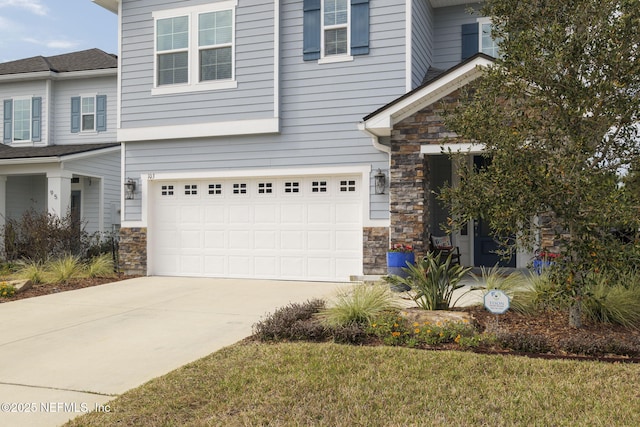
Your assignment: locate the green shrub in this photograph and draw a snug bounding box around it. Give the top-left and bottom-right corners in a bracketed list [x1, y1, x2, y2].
[46, 255, 83, 284]
[319, 284, 399, 327]
[367, 311, 479, 348]
[252, 299, 326, 341]
[0, 282, 16, 298]
[494, 330, 551, 354]
[15, 259, 47, 284]
[385, 252, 471, 310]
[558, 334, 640, 357]
[84, 254, 116, 278]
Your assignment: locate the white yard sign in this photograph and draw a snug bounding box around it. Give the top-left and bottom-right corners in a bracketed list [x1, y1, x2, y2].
[484, 290, 510, 314]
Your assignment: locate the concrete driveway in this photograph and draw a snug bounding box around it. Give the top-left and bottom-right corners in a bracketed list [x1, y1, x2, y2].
[0, 277, 352, 427]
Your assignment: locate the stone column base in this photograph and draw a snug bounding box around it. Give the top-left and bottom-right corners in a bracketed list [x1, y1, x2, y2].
[363, 227, 389, 275]
[119, 227, 147, 275]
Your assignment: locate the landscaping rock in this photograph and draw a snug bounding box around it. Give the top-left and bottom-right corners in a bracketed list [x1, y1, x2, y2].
[399, 307, 476, 327]
[8, 279, 32, 293]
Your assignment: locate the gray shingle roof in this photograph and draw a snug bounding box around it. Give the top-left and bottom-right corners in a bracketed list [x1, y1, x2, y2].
[0, 49, 117, 76]
[0, 143, 120, 160]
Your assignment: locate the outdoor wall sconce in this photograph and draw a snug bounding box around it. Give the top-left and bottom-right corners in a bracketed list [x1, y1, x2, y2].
[124, 178, 137, 200]
[374, 169, 386, 194]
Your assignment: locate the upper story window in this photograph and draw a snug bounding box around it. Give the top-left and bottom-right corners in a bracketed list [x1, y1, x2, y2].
[153, 1, 237, 95]
[323, 0, 348, 56]
[461, 18, 500, 61]
[82, 97, 96, 131]
[3, 97, 41, 144]
[479, 19, 500, 58]
[71, 95, 107, 133]
[303, 0, 370, 63]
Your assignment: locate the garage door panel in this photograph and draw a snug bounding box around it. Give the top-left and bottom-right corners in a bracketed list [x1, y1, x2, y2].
[255, 230, 278, 249]
[255, 205, 278, 223]
[307, 231, 331, 250]
[336, 203, 361, 223]
[281, 204, 305, 223]
[229, 205, 251, 223]
[151, 175, 363, 281]
[229, 230, 251, 249]
[308, 204, 332, 224]
[204, 256, 226, 275]
[254, 256, 278, 276]
[281, 230, 304, 250]
[307, 257, 332, 279]
[281, 257, 304, 277]
[336, 230, 362, 251]
[229, 256, 251, 275]
[204, 231, 226, 249]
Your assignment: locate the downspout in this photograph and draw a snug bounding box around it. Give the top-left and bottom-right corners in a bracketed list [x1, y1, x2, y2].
[358, 122, 390, 153]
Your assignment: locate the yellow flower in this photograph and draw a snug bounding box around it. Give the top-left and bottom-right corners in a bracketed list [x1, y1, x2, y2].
[392, 332, 401, 337]
[371, 324, 377, 328]
[427, 329, 431, 334]
[393, 323, 399, 328]
[462, 319, 469, 324]
[423, 321, 430, 325]
[455, 334, 461, 343]
[439, 332, 444, 338]
[413, 322, 419, 327]
[414, 328, 420, 334]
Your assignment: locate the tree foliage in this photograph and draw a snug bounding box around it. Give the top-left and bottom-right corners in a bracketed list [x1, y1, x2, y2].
[441, 0, 640, 326]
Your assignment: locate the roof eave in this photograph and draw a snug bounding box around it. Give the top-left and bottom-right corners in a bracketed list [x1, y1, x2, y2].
[361, 55, 495, 137]
[0, 144, 121, 165]
[92, 0, 119, 14]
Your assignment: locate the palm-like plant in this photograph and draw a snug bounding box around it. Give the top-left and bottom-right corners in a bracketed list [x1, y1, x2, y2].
[385, 252, 471, 310]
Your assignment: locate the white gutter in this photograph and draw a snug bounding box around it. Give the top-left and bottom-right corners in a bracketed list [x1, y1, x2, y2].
[0, 68, 116, 83]
[358, 122, 391, 154]
[0, 145, 121, 166]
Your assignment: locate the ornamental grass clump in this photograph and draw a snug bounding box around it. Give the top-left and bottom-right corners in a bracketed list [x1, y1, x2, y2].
[319, 283, 399, 327]
[46, 255, 83, 284]
[84, 253, 116, 278]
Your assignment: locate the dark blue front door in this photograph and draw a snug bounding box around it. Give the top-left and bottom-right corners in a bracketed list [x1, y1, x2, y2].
[472, 156, 516, 267]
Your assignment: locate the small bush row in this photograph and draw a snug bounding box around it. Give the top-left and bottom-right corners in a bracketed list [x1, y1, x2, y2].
[251, 283, 640, 358]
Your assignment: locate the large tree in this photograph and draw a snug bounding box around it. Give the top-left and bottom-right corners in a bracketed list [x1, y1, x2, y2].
[442, 0, 640, 327]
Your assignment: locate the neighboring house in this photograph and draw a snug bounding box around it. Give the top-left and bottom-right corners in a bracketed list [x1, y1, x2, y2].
[0, 48, 121, 245]
[93, 0, 514, 281]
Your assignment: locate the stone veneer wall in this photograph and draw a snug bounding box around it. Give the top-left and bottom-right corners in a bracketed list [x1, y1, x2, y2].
[389, 90, 463, 260]
[363, 227, 389, 275]
[119, 227, 147, 275]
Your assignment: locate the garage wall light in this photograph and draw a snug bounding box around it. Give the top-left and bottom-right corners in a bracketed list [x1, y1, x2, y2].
[374, 169, 386, 195]
[124, 178, 137, 200]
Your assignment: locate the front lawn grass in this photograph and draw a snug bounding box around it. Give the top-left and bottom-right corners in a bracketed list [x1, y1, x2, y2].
[67, 342, 640, 426]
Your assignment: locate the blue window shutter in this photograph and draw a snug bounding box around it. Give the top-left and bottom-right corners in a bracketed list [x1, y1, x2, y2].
[96, 95, 107, 132]
[303, 0, 321, 61]
[3, 99, 12, 143]
[31, 97, 42, 142]
[461, 23, 479, 61]
[71, 96, 80, 133]
[351, 0, 369, 56]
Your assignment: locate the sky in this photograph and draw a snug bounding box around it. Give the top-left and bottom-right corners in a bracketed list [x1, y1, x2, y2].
[0, 0, 118, 63]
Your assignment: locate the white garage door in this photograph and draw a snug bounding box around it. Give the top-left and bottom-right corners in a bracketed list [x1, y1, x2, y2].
[150, 175, 363, 281]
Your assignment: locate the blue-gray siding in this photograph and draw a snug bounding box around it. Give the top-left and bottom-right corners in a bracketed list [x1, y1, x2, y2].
[432, 4, 482, 70]
[411, 0, 433, 89]
[121, 0, 410, 222]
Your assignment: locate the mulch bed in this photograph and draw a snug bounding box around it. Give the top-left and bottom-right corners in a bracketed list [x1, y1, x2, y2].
[0, 275, 137, 303]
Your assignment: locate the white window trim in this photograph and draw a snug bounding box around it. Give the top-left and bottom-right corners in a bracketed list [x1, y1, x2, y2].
[320, 0, 353, 63]
[151, 0, 238, 96]
[477, 17, 499, 58]
[11, 96, 32, 143]
[80, 93, 98, 133]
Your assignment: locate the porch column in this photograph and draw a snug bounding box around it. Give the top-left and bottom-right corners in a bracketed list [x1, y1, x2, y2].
[389, 129, 427, 258]
[0, 175, 6, 231]
[46, 171, 73, 217]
